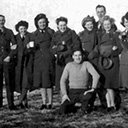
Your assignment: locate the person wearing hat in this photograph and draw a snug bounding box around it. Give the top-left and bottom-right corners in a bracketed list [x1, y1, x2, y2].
[90, 15, 122, 112]
[59, 48, 100, 114]
[0, 14, 17, 110]
[79, 15, 98, 66]
[15, 20, 34, 109]
[51, 16, 81, 92]
[119, 12, 128, 90]
[32, 13, 55, 110]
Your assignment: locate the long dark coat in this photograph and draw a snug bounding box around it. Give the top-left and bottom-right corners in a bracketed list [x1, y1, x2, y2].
[32, 28, 55, 89]
[51, 28, 81, 91]
[119, 30, 128, 88]
[79, 29, 98, 67]
[15, 32, 34, 93]
[96, 30, 122, 89]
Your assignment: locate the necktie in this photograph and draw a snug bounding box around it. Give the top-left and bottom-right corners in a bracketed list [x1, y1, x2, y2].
[22, 36, 25, 42]
[0, 29, 3, 35]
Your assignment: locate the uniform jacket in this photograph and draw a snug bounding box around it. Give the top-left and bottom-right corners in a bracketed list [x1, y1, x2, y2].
[95, 30, 122, 88]
[15, 32, 34, 92]
[0, 27, 16, 65]
[51, 27, 81, 65]
[120, 30, 128, 65]
[32, 27, 55, 89]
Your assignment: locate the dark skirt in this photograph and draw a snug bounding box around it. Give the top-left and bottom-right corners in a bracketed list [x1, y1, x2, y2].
[99, 56, 120, 89]
[33, 51, 55, 89]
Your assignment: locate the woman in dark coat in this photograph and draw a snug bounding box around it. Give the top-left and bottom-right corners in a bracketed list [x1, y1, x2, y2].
[32, 13, 55, 109]
[51, 17, 81, 92]
[78, 15, 98, 67]
[119, 12, 128, 90]
[91, 15, 122, 111]
[15, 21, 34, 108]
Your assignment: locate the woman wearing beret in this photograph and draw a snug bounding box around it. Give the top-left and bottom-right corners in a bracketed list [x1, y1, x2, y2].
[32, 13, 55, 110]
[119, 12, 128, 90]
[15, 20, 34, 108]
[78, 15, 98, 66]
[91, 15, 122, 112]
[51, 16, 81, 92]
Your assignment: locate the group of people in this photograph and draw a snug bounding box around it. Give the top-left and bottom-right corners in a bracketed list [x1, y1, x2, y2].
[0, 4, 128, 115]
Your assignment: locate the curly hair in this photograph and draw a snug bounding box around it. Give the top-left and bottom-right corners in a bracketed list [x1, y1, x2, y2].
[55, 16, 68, 25]
[102, 15, 115, 30]
[120, 12, 128, 27]
[81, 15, 96, 29]
[15, 20, 29, 32]
[34, 13, 49, 28]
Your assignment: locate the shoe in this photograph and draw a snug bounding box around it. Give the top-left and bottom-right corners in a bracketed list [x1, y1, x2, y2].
[40, 104, 47, 110]
[47, 104, 52, 109]
[107, 107, 116, 113]
[24, 103, 29, 108]
[9, 105, 19, 110]
[17, 103, 25, 109]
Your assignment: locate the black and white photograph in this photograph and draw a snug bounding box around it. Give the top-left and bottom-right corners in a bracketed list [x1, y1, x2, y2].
[0, 0, 128, 127]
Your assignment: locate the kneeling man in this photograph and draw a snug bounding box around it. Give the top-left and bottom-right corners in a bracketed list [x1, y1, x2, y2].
[59, 48, 100, 114]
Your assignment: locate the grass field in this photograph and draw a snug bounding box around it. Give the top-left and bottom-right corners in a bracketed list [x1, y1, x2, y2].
[0, 89, 128, 128]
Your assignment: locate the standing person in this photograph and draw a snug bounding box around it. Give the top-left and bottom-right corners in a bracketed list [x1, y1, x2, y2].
[15, 21, 34, 109]
[91, 15, 122, 112]
[94, 5, 118, 110]
[32, 13, 55, 110]
[59, 48, 100, 114]
[79, 15, 98, 66]
[95, 5, 117, 32]
[0, 14, 17, 110]
[119, 12, 128, 90]
[51, 16, 81, 92]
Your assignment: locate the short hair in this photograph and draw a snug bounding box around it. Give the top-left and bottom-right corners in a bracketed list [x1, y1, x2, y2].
[102, 15, 115, 24]
[15, 20, 29, 32]
[121, 12, 128, 27]
[34, 13, 49, 28]
[96, 5, 106, 12]
[0, 14, 5, 19]
[56, 16, 68, 25]
[72, 48, 83, 56]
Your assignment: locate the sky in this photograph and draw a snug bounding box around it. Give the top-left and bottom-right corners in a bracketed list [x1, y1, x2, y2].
[0, 0, 128, 34]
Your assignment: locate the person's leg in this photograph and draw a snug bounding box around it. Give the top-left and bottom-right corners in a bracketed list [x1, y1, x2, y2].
[80, 91, 93, 113]
[108, 89, 115, 107]
[0, 66, 3, 108]
[59, 100, 74, 114]
[114, 89, 121, 110]
[4, 64, 15, 109]
[106, 88, 116, 112]
[18, 88, 28, 108]
[47, 88, 53, 109]
[97, 86, 107, 109]
[105, 92, 111, 108]
[59, 89, 78, 114]
[40, 88, 47, 110]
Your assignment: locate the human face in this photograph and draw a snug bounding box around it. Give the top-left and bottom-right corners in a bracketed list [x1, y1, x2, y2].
[0, 16, 5, 28]
[37, 18, 47, 30]
[103, 20, 111, 32]
[72, 51, 82, 64]
[57, 21, 67, 33]
[84, 21, 93, 31]
[18, 26, 27, 36]
[124, 18, 128, 30]
[96, 7, 106, 21]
